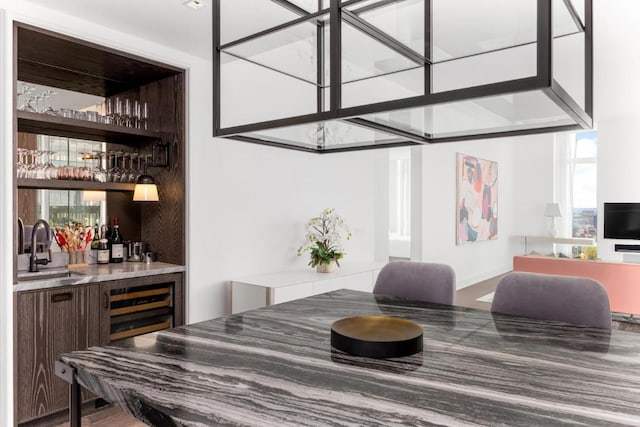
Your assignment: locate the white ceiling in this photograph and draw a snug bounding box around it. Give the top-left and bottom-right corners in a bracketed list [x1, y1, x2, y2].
[24, 0, 213, 60]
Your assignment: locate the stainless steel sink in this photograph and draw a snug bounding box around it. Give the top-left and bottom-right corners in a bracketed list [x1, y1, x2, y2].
[17, 268, 71, 282]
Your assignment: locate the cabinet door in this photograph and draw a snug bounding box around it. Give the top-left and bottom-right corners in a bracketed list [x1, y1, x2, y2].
[15, 284, 101, 424]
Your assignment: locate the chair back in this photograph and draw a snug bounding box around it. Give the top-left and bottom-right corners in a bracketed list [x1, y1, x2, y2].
[374, 261, 455, 305]
[491, 272, 611, 329]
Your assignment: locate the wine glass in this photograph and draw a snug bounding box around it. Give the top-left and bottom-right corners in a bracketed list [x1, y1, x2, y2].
[140, 102, 149, 130]
[133, 101, 141, 129]
[114, 97, 123, 126]
[109, 151, 122, 182]
[128, 152, 139, 182]
[41, 89, 57, 115]
[93, 151, 107, 183]
[17, 84, 35, 111]
[105, 99, 114, 125]
[16, 148, 27, 178]
[123, 99, 132, 127]
[119, 152, 130, 182]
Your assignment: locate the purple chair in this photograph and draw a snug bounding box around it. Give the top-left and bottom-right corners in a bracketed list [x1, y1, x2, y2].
[491, 272, 611, 330]
[373, 261, 455, 305]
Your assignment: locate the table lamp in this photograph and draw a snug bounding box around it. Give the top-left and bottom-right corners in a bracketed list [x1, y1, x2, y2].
[544, 202, 562, 237]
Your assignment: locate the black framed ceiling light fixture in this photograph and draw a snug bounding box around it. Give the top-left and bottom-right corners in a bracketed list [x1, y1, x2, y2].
[213, 0, 592, 153]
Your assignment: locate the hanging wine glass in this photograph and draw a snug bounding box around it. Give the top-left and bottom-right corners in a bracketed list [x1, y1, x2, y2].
[16, 148, 26, 178]
[128, 152, 139, 182]
[110, 151, 122, 182]
[93, 151, 106, 183]
[119, 152, 130, 182]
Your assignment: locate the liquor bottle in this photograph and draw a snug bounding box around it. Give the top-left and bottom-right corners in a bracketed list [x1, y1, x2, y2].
[91, 223, 100, 250]
[110, 217, 124, 263]
[97, 239, 110, 264]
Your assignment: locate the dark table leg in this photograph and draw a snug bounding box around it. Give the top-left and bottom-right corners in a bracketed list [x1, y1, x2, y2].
[55, 360, 82, 426]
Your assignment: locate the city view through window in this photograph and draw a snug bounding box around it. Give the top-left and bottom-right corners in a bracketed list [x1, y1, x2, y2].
[572, 131, 597, 239]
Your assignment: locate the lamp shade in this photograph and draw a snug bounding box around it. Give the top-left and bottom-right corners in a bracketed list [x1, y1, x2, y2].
[544, 202, 562, 218]
[133, 175, 159, 202]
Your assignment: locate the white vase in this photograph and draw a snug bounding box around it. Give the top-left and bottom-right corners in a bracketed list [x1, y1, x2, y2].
[316, 259, 338, 273]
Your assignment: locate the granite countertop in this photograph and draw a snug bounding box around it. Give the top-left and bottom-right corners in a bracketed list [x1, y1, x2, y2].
[14, 262, 186, 292]
[61, 290, 640, 426]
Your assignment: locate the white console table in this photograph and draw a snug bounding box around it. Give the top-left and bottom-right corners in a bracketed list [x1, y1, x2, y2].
[517, 235, 595, 255]
[230, 262, 386, 314]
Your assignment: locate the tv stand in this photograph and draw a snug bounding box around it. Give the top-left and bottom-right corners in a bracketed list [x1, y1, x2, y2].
[614, 244, 640, 253]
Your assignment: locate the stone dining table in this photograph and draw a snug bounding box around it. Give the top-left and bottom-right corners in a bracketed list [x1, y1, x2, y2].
[57, 289, 640, 426]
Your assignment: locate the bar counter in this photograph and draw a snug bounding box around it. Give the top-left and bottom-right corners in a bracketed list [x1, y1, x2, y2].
[14, 262, 186, 292]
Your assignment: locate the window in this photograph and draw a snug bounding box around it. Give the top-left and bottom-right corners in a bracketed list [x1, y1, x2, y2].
[389, 147, 411, 241]
[571, 131, 597, 238]
[554, 130, 597, 243]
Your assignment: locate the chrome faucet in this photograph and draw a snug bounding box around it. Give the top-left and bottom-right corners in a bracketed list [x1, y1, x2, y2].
[29, 219, 51, 272]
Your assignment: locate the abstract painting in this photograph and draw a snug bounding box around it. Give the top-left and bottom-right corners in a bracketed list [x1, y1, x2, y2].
[456, 153, 498, 244]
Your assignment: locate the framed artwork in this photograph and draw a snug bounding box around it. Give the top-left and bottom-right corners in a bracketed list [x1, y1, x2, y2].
[456, 153, 498, 244]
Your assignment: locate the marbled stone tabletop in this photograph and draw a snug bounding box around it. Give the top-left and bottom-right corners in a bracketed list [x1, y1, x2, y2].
[61, 290, 640, 426]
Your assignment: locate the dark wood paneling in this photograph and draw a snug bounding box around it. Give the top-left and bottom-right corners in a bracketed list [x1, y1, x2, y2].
[106, 191, 142, 244]
[16, 23, 181, 97]
[139, 75, 186, 265]
[17, 188, 37, 226]
[14, 284, 101, 424]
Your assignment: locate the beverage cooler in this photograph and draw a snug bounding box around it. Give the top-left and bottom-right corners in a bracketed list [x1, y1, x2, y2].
[102, 273, 184, 342]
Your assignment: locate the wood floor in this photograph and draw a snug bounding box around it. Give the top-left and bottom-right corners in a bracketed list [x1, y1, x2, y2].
[48, 272, 639, 426]
[52, 405, 146, 427]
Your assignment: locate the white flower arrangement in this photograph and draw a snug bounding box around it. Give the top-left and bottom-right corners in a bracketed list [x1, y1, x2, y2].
[297, 208, 352, 268]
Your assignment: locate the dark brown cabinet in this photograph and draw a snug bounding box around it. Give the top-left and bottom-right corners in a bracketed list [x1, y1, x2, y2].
[14, 284, 102, 423]
[14, 272, 184, 424]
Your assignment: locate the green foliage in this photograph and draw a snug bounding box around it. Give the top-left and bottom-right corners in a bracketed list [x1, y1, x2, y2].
[308, 241, 344, 267]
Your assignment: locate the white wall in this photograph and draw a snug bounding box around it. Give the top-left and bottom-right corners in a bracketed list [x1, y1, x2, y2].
[511, 135, 555, 238]
[412, 133, 558, 288]
[414, 137, 517, 289]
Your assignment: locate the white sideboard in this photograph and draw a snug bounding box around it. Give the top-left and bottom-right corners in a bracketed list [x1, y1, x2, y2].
[230, 262, 386, 314]
[514, 235, 595, 256]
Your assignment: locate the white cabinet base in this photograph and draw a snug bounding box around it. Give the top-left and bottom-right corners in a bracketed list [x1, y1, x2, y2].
[231, 262, 385, 314]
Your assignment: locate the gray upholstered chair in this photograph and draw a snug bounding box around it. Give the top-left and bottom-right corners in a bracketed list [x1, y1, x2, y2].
[491, 272, 611, 330]
[373, 261, 455, 305]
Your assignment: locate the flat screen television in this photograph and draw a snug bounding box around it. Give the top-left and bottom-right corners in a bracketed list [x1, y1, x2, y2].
[603, 203, 640, 240]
